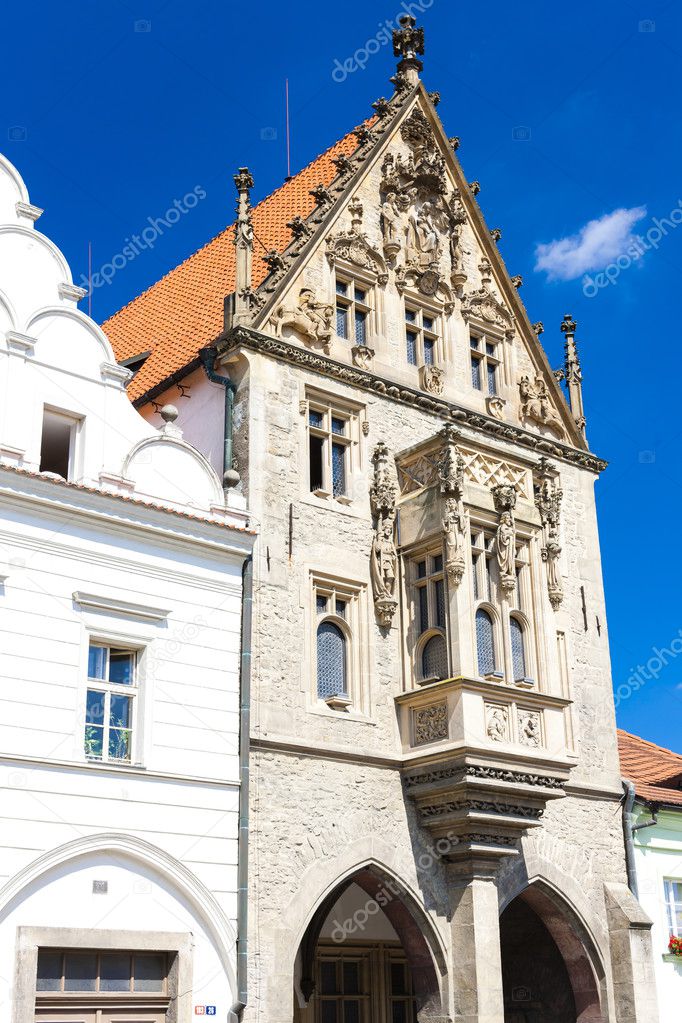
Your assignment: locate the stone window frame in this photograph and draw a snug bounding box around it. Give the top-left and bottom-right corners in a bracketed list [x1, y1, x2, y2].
[466, 319, 512, 397]
[469, 515, 540, 690]
[401, 291, 446, 370]
[306, 569, 370, 717]
[12, 927, 193, 1023]
[332, 263, 380, 348]
[300, 386, 365, 511]
[403, 542, 450, 687]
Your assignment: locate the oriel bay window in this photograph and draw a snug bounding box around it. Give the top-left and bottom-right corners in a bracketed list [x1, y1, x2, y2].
[411, 552, 449, 683]
[85, 643, 137, 762]
[470, 527, 536, 686]
[335, 276, 371, 344]
[405, 306, 439, 367]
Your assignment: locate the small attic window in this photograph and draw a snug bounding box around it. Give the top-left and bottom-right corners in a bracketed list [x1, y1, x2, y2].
[118, 351, 151, 378]
[40, 409, 78, 480]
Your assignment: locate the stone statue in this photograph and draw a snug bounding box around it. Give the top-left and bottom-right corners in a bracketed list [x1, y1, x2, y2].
[535, 459, 564, 610]
[381, 191, 401, 250]
[496, 511, 516, 585]
[407, 202, 441, 267]
[273, 288, 334, 353]
[438, 428, 467, 587]
[371, 513, 397, 604]
[519, 375, 563, 436]
[370, 443, 398, 627]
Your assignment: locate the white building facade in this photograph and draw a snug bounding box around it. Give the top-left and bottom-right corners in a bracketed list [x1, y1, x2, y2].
[0, 154, 254, 1023]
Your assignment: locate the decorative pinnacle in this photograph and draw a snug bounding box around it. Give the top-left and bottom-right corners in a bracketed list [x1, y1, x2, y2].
[393, 14, 424, 83]
[533, 321, 545, 336]
[234, 167, 254, 193]
[469, 180, 481, 196]
[490, 228, 502, 242]
[560, 313, 577, 336]
[449, 136, 461, 151]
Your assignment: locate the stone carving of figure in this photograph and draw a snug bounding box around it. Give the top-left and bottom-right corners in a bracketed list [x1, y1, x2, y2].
[443, 498, 466, 585]
[519, 375, 563, 435]
[407, 201, 441, 266]
[381, 192, 400, 243]
[487, 707, 507, 742]
[496, 510, 516, 589]
[273, 288, 334, 352]
[371, 513, 397, 603]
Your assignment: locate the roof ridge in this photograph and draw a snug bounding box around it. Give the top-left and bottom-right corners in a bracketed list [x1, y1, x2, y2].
[618, 728, 682, 762]
[103, 119, 369, 329]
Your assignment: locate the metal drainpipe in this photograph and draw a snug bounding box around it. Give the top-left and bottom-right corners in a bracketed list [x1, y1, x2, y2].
[622, 780, 659, 899]
[229, 554, 253, 1023]
[200, 347, 236, 483]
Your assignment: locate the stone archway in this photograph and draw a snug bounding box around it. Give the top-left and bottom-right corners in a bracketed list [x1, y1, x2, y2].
[500, 883, 605, 1023]
[295, 863, 447, 1023]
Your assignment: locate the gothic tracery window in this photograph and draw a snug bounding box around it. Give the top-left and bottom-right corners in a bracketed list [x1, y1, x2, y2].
[335, 274, 372, 344]
[470, 331, 500, 395]
[405, 304, 440, 367]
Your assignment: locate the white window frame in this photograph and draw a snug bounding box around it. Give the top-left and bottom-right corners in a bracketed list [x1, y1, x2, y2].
[84, 641, 140, 764]
[39, 406, 82, 481]
[404, 300, 443, 368]
[665, 879, 682, 937]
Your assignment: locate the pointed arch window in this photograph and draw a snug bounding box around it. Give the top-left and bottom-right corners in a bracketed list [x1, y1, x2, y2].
[475, 608, 496, 677]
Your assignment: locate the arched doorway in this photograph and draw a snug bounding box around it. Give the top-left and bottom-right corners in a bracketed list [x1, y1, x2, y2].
[500, 885, 605, 1023]
[294, 866, 445, 1023]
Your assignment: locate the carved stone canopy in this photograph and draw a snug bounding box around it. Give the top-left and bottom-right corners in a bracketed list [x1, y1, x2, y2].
[326, 198, 388, 285]
[460, 260, 513, 330]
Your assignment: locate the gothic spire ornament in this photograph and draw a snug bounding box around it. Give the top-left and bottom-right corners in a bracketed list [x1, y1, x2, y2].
[233, 167, 254, 326]
[392, 14, 424, 86]
[560, 313, 586, 439]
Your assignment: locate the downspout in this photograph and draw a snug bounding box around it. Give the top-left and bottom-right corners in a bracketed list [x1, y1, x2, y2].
[200, 347, 239, 488]
[229, 554, 253, 1023]
[622, 780, 659, 898]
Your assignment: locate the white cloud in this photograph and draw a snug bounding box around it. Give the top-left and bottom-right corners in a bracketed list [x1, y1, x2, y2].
[534, 206, 648, 281]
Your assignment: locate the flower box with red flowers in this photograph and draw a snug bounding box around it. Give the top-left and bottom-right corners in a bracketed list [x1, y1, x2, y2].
[669, 935, 682, 957]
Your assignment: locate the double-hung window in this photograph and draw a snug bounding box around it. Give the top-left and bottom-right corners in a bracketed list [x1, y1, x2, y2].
[405, 306, 439, 367]
[665, 879, 682, 937]
[307, 401, 354, 501]
[335, 277, 371, 344]
[85, 643, 137, 763]
[470, 332, 500, 395]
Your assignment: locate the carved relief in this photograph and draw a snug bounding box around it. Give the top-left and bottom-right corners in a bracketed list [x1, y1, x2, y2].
[492, 484, 517, 594]
[461, 259, 513, 329]
[420, 364, 444, 395]
[519, 374, 564, 437]
[271, 288, 334, 353]
[351, 344, 374, 370]
[414, 702, 448, 746]
[518, 709, 542, 748]
[370, 443, 398, 627]
[486, 395, 506, 420]
[326, 197, 389, 285]
[486, 705, 510, 743]
[438, 427, 467, 586]
[397, 446, 529, 498]
[534, 457, 564, 610]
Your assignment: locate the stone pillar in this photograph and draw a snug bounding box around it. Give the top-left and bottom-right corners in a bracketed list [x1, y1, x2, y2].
[447, 869, 505, 1023]
[604, 883, 660, 1023]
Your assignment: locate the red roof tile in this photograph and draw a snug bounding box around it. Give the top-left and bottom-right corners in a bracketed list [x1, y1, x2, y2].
[618, 729, 682, 807]
[104, 125, 367, 402]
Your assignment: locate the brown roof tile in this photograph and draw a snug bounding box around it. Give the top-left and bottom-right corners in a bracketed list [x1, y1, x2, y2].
[618, 729, 682, 807]
[104, 124, 367, 403]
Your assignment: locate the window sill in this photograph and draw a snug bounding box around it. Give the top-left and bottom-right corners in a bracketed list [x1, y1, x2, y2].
[308, 702, 376, 726]
[301, 492, 364, 519]
[663, 954, 682, 963]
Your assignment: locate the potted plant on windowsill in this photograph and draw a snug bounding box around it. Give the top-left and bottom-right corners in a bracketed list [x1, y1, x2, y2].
[668, 935, 682, 958]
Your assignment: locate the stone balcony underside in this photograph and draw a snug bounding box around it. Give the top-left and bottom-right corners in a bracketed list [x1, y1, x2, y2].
[396, 676, 575, 870]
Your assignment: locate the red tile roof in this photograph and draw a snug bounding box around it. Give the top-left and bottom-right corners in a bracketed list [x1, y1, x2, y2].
[618, 729, 682, 807]
[103, 125, 367, 403]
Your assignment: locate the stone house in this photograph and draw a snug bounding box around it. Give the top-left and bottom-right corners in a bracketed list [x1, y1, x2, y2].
[0, 153, 254, 1023]
[103, 17, 660, 1023]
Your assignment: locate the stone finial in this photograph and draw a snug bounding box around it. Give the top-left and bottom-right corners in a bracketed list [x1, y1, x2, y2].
[560, 314, 586, 439]
[348, 197, 363, 232]
[392, 14, 424, 85]
[372, 97, 391, 118]
[160, 404, 178, 424]
[428, 91, 441, 107]
[310, 183, 332, 208]
[511, 275, 523, 289]
[233, 167, 254, 326]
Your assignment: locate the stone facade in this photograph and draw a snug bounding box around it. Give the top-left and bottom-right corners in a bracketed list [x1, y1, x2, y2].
[127, 21, 659, 1023]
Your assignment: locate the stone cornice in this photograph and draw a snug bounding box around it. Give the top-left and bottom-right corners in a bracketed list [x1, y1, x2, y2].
[220, 326, 608, 474]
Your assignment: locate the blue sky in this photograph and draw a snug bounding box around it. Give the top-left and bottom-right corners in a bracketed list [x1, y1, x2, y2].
[3, 0, 682, 748]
